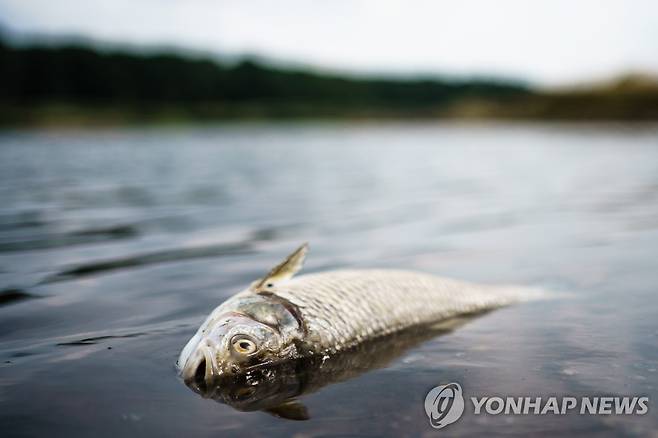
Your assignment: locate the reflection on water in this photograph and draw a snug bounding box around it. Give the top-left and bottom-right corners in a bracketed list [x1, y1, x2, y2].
[0, 123, 657, 437]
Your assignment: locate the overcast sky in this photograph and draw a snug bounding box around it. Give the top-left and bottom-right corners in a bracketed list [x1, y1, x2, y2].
[1, 0, 657, 85]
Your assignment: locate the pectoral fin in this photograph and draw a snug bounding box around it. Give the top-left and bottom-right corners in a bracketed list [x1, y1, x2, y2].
[263, 399, 310, 421]
[251, 243, 308, 291]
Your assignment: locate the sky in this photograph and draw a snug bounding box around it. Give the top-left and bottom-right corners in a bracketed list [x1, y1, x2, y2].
[1, 0, 657, 86]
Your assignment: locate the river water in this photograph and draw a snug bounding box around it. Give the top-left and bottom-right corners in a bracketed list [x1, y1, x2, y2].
[0, 122, 657, 437]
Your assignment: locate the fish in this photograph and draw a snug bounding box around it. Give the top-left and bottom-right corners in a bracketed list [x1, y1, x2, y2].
[186, 314, 484, 420]
[178, 243, 541, 382]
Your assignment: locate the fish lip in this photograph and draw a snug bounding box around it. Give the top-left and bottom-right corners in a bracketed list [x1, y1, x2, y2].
[180, 344, 222, 383]
[202, 346, 221, 380]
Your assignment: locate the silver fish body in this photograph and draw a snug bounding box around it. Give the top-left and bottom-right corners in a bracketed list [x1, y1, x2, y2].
[178, 244, 537, 381]
[270, 269, 524, 353]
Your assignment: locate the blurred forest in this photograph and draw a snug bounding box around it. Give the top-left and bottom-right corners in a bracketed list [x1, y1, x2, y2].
[1, 37, 657, 125]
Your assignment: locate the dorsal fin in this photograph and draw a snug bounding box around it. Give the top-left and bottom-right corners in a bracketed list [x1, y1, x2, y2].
[251, 243, 308, 291]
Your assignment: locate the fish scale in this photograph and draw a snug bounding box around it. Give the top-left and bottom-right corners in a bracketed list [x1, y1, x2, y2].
[273, 269, 528, 354]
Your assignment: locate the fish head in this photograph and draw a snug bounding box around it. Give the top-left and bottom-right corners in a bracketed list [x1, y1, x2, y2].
[179, 243, 308, 382]
[178, 293, 303, 382]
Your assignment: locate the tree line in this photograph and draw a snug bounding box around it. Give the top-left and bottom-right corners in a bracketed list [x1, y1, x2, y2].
[0, 38, 529, 108]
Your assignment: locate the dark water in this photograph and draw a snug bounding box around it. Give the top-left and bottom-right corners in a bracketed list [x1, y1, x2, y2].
[0, 123, 657, 437]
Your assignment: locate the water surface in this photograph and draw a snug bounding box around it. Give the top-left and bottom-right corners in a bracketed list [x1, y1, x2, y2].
[0, 123, 657, 437]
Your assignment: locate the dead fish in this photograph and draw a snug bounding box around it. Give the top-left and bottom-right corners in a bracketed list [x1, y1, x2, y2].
[188, 314, 485, 420]
[178, 243, 541, 381]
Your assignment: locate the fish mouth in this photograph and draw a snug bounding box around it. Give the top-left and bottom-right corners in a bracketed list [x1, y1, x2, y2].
[181, 345, 220, 385]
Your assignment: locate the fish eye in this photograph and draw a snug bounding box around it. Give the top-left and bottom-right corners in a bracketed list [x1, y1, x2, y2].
[231, 335, 258, 355]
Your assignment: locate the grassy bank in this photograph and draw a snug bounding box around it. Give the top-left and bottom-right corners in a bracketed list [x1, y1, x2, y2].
[3, 90, 657, 127]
